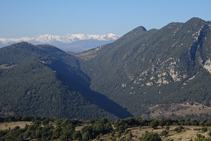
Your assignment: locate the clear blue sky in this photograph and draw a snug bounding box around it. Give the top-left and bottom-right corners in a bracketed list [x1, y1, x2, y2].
[0, 0, 211, 38]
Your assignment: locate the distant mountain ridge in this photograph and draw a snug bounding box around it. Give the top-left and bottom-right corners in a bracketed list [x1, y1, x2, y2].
[0, 33, 120, 52]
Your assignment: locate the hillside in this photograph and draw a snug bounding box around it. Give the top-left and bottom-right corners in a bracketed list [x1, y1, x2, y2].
[0, 42, 133, 120]
[78, 17, 211, 119]
[1, 17, 211, 121]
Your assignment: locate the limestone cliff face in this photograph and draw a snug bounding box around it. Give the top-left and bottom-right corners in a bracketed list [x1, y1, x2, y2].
[79, 17, 211, 118]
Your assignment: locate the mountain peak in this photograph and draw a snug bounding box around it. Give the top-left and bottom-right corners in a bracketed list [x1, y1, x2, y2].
[128, 26, 147, 34]
[11, 41, 34, 48]
[185, 17, 206, 25]
[135, 26, 147, 32]
[189, 17, 204, 21]
[122, 26, 147, 38]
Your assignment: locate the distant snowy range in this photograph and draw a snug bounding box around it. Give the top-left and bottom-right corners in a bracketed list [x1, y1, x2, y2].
[0, 33, 120, 52]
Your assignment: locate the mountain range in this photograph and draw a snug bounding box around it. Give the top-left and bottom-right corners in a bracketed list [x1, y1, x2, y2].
[1, 17, 211, 121]
[0, 33, 120, 52]
[78, 17, 211, 119]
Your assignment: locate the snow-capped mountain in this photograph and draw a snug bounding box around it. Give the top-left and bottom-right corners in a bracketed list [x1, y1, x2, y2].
[0, 33, 120, 52]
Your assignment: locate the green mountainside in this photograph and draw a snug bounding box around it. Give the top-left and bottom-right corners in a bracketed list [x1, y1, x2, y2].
[78, 17, 211, 119]
[1, 17, 211, 121]
[0, 42, 133, 120]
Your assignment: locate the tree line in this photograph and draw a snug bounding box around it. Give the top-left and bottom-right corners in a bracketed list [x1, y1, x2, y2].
[1, 115, 211, 140]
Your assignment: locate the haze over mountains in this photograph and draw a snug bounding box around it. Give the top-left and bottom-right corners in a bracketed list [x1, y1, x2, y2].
[1, 17, 211, 120]
[0, 33, 120, 52]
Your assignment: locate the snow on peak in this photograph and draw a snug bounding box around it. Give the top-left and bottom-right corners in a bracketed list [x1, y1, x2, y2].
[0, 33, 120, 44]
[32, 34, 62, 43]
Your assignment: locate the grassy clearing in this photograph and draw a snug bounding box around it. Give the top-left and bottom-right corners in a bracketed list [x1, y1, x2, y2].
[92, 125, 210, 141]
[0, 121, 32, 130]
[148, 102, 211, 118]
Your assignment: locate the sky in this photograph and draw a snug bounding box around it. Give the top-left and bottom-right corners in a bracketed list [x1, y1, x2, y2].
[0, 0, 211, 38]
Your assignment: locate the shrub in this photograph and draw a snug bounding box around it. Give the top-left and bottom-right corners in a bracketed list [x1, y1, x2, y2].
[160, 130, 168, 136]
[166, 126, 170, 131]
[127, 132, 133, 140]
[59, 135, 68, 141]
[150, 120, 159, 129]
[174, 126, 183, 133]
[117, 132, 121, 138]
[72, 131, 81, 140]
[201, 126, 207, 132]
[82, 131, 91, 141]
[207, 130, 211, 136]
[194, 133, 205, 141]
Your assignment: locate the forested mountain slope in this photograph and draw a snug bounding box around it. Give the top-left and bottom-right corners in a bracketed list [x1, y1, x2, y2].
[78, 17, 211, 119]
[1, 17, 211, 121]
[0, 42, 132, 120]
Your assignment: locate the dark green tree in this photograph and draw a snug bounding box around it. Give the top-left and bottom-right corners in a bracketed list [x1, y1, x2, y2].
[100, 117, 109, 124]
[140, 132, 162, 141]
[35, 129, 42, 139]
[159, 119, 166, 127]
[190, 119, 199, 125]
[59, 135, 68, 141]
[202, 126, 207, 132]
[24, 131, 31, 138]
[160, 130, 168, 136]
[82, 131, 91, 141]
[166, 126, 170, 131]
[150, 120, 159, 129]
[5, 136, 14, 141]
[72, 131, 82, 140]
[174, 126, 183, 133]
[52, 127, 62, 139]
